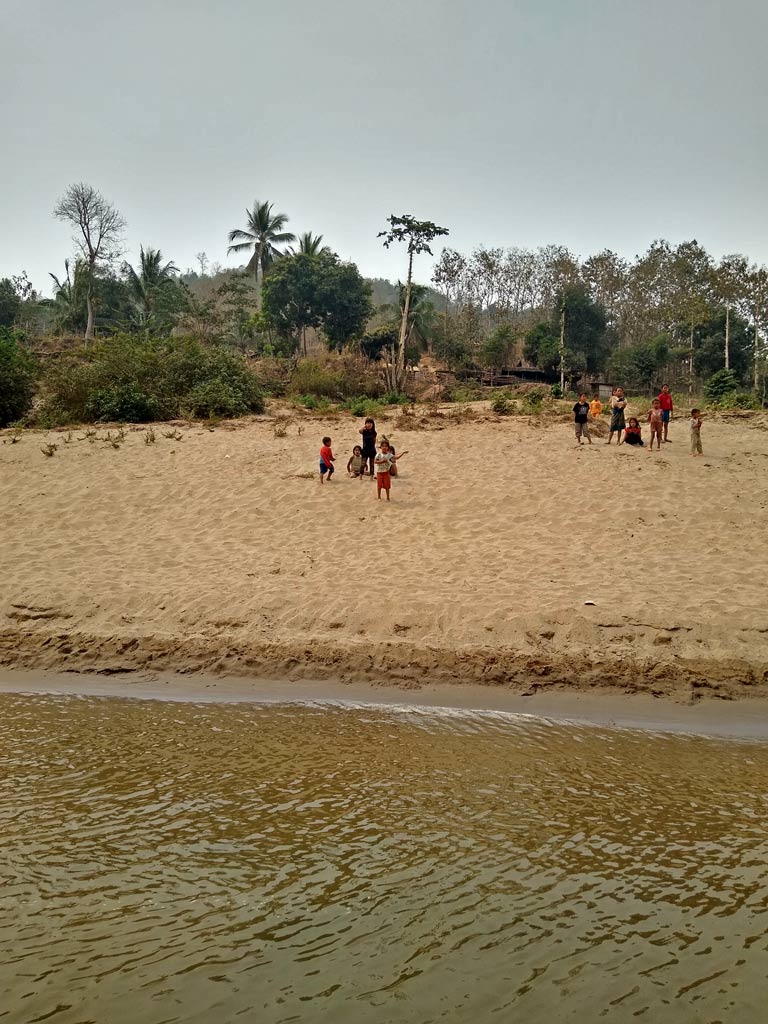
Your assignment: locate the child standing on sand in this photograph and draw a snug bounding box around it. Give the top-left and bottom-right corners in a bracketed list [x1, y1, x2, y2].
[690, 409, 704, 456]
[647, 398, 664, 451]
[589, 394, 603, 419]
[374, 439, 407, 501]
[573, 393, 592, 444]
[359, 417, 377, 477]
[319, 436, 335, 482]
[607, 387, 627, 444]
[347, 445, 365, 478]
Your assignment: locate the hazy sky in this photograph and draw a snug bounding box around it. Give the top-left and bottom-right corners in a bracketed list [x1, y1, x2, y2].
[2, 0, 766, 296]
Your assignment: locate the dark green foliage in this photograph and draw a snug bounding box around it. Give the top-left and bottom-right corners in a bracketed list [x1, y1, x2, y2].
[524, 322, 560, 372]
[38, 334, 264, 425]
[261, 252, 372, 348]
[0, 279, 22, 327]
[0, 328, 37, 426]
[432, 331, 473, 370]
[550, 383, 563, 398]
[482, 324, 515, 372]
[360, 324, 397, 361]
[608, 334, 672, 391]
[694, 310, 753, 383]
[705, 368, 739, 402]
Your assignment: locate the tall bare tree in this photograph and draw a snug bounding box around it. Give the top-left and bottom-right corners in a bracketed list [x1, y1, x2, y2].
[53, 183, 125, 342]
[379, 215, 448, 390]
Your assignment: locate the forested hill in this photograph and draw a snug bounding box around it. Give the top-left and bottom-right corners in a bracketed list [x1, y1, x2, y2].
[366, 277, 445, 310]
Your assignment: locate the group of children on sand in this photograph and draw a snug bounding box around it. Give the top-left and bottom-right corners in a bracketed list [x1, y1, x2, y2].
[573, 384, 705, 456]
[319, 418, 408, 500]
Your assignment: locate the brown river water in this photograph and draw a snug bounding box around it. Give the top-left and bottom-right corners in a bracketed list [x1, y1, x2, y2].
[1, 693, 767, 1023]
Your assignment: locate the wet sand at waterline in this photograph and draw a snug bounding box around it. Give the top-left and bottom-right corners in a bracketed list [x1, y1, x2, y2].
[2, 692, 767, 1023]
[1, 404, 767, 698]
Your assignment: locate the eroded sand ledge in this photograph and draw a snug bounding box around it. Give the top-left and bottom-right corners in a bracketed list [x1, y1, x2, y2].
[2, 406, 767, 704]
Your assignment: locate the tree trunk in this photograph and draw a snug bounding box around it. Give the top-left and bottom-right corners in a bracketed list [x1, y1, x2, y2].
[396, 252, 413, 392]
[689, 320, 695, 394]
[85, 277, 95, 343]
[558, 301, 566, 393]
[255, 242, 263, 309]
[725, 306, 730, 370]
[756, 321, 760, 392]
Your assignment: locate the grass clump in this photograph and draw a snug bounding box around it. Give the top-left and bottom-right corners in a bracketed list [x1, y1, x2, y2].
[490, 390, 514, 415]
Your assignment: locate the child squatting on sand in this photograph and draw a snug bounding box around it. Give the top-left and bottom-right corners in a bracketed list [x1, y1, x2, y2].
[374, 440, 407, 500]
[319, 436, 335, 482]
[647, 398, 664, 451]
[623, 417, 643, 446]
[690, 409, 704, 456]
[347, 445, 365, 478]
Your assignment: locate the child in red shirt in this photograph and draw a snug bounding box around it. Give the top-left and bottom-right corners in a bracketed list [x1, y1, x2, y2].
[658, 384, 673, 442]
[319, 436, 335, 483]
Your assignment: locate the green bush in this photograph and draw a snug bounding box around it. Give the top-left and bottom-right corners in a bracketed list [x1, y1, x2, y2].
[447, 385, 483, 403]
[710, 390, 761, 411]
[0, 328, 37, 427]
[340, 396, 383, 417]
[382, 391, 411, 406]
[288, 354, 383, 400]
[490, 391, 513, 415]
[705, 368, 739, 402]
[550, 383, 563, 399]
[85, 383, 160, 423]
[295, 393, 332, 411]
[37, 334, 264, 425]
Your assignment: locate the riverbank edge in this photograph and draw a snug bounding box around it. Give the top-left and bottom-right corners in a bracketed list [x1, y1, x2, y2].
[1, 626, 766, 703]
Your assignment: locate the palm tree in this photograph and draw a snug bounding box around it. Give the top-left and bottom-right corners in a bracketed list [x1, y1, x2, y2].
[382, 282, 437, 352]
[288, 232, 328, 257]
[47, 259, 89, 333]
[227, 200, 296, 296]
[124, 246, 179, 325]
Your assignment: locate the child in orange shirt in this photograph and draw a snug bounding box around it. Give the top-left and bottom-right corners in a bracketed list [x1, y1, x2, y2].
[319, 436, 335, 482]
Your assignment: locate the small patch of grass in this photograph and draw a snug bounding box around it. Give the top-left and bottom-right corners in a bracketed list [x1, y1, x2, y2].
[41, 443, 58, 457]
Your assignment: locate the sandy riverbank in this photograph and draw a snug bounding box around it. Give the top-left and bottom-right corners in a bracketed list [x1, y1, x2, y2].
[1, 402, 767, 703]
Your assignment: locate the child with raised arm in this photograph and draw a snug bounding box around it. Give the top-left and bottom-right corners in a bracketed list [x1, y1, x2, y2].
[690, 409, 704, 456]
[647, 398, 664, 451]
[374, 439, 408, 501]
[347, 445, 365, 478]
[319, 436, 335, 483]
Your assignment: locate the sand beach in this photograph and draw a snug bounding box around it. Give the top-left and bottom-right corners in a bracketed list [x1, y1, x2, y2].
[1, 402, 767, 703]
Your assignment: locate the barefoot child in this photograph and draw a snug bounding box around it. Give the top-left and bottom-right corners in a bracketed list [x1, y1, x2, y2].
[573, 393, 592, 444]
[658, 384, 674, 442]
[607, 387, 627, 444]
[359, 417, 377, 477]
[690, 409, 704, 456]
[647, 398, 664, 450]
[347, 445, 365, 478]
[319, 436, 335, 482]
[374, 439, 407, 501]
[623, 417, 644, 445]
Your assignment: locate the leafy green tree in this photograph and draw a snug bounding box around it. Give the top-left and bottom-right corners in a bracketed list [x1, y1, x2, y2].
[216, 274, 258, 348]
[482, 324, 515, 372]
[378, 214, 449, 389]
[53, 183, 125, 342]
[607, 334, 672, 391]
[227, 200, 296, 296]
[359, 324, 398, 361]
[0, 328, 37, 426]
[0, 279, 21, 327]
[123, 246, 180, 330]
[705, 368, 739, 402]
[525, 285, 609, 378]
[694, 310, 753, 383]
[261, 252, 372, 353]
[524, 321, 560, 373]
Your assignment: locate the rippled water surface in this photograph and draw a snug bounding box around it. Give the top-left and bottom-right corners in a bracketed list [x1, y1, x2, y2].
[1, 695, 767, 1023]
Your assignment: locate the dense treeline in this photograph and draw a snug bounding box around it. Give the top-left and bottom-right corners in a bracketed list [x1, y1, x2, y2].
[430, 242, 768, 395]
[1, 183, 767, 428]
